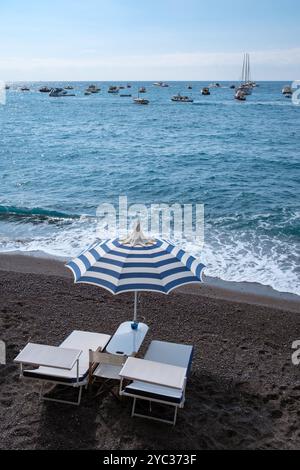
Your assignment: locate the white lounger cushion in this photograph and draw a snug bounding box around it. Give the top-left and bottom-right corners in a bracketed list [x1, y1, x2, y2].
[23, 331, 111, 384]
[144, 340, 193, 371]
[124, 340, 193, 404]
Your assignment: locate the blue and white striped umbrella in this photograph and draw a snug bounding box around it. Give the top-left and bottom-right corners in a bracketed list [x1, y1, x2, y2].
[66, 223, 205, 321]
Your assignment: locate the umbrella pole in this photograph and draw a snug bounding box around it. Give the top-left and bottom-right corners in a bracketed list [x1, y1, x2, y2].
[133, 291, 138, 322]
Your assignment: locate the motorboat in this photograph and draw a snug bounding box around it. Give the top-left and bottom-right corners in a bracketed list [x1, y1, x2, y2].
[119, 85, 125, 90]
[86, 84, 100, 93]
[20, 86, 30, 91]
[39, 86, 51, 93]
[5, 85, 10, 90]
[120, 94, 132, 97]
[235, 89, 246, 101]
[201, 87, 210, 95]
[209, 83, 221, 88]
[108, 86, 119, 94]
[49, 88, 75, 97]
[239, 83, 252, 95]
[138, 87, 147, 93]
[282, 86, 293, 96]
[127, 84, 132, 88]
[133, 97, 149, 105]
[171, 94, 193, 103]
[153, 82, 169, 87]
[64, 85, 74, 90]
[230, 85, 236, 89]
[188, 85, 193, 90]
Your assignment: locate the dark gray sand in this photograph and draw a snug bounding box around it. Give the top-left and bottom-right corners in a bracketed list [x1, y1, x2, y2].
[0, 255, 300, 450]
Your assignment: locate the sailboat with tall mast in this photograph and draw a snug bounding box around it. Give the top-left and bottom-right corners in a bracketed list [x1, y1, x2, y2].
[237, 53, 253, 95]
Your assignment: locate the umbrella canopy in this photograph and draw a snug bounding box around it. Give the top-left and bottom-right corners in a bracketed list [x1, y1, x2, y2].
[66, 222, 205, 321]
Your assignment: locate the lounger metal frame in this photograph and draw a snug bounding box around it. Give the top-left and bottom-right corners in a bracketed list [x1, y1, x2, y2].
[19, 359, 87, 406]
[119, 377, 187, 426]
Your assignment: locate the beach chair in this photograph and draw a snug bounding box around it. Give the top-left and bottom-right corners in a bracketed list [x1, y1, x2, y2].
[119, 340, 194, 425]
[89, 351, 127, 399]
[14, 330, 111, 406]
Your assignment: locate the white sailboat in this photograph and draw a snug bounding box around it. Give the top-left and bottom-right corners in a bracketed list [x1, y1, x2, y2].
[237, 53, 254, 96]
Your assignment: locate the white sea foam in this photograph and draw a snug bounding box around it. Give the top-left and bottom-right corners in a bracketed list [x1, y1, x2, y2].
[0, 215, 299, 296]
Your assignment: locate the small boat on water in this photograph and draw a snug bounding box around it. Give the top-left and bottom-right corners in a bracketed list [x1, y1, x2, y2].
[64, 85, 74, 90]
[108, 86, 119, 94]
[49, 88, 75, 97]
[127, 84, 132, 88]
[86, 84, 100, 94]
[171, 94, 193, 103]
[209, 83, 221, 88]
[282, 86, 293, 96]
[134, 97, 149, 105]
[235, 89, 246, 101]
[188, 85, 193, 90]
[39, 86, 51, 93]
[5, 85, 10, 90]
[120, 94, 132, 97]
[201, 87, 210, 96]
[153, 82, 169, 87]
[138, 87, 147, 93]
[230, 85, 236, 89]
[20, 86, 30, 91]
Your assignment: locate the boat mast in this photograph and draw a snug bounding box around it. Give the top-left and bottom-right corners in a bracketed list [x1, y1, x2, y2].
[241, 54, 246, 83]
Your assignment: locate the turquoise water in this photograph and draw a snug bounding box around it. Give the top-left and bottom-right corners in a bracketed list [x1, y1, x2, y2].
[0, 81, 299, 295]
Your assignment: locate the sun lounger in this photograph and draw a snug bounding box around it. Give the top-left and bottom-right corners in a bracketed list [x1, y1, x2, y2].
[119, 340, 194, 425]
[14, 330, 111, 406]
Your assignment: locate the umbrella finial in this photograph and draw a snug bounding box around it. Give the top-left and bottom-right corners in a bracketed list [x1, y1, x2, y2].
[120, 219, 156, 247]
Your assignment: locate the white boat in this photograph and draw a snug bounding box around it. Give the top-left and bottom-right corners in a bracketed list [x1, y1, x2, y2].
[201, 87, 210, 96]
[153, 82, 169, 87]
[86, 84, 100, 93]
[138, 87, 147, 93]
[108, 86, 119, 94]
[49, 88, 75, 97]
[238, 53, 254, 95]
[282, 86, 293, 96]
[235, 89, 246, 101]
[134, 98, 149, 105]
[171, 94, 193, 103]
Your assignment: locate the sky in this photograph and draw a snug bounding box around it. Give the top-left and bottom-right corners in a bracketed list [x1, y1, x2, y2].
[0, 0, 299, 81]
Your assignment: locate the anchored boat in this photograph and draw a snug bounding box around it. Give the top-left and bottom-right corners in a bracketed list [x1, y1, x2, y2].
[108, 86, 119, 94]
[171, 94, 193, 103]
[235, 89, 246, 101]
[39, 86, 51, 93]
[49, 88, 75, 97]
[201, 87, 210, 96]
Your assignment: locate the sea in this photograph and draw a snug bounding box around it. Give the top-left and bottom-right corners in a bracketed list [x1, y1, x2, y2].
[0, 81, 299, 296]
